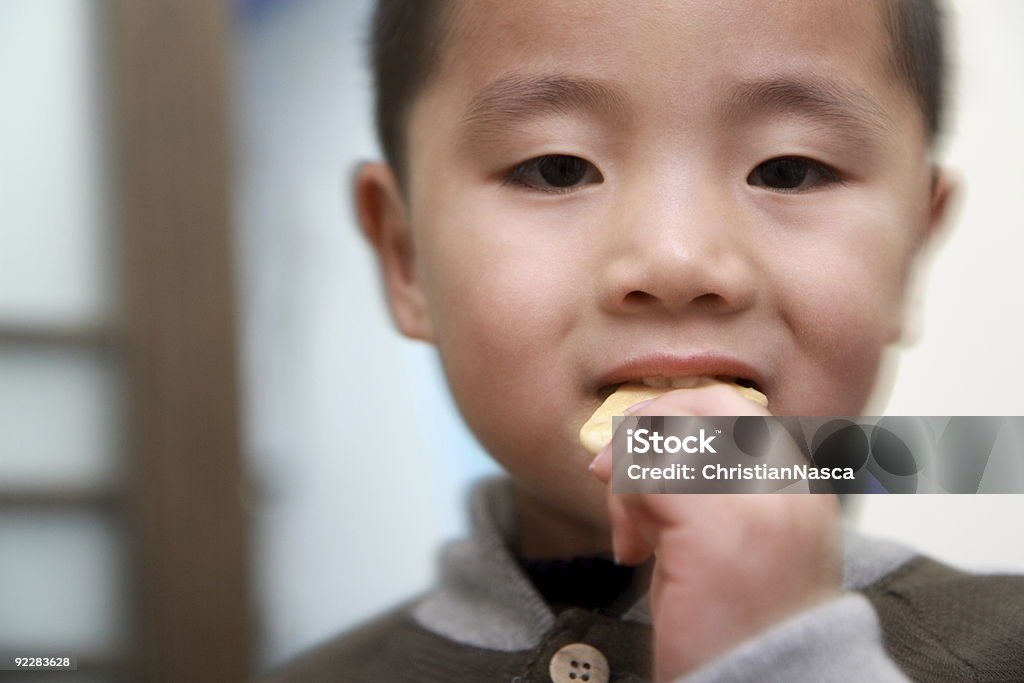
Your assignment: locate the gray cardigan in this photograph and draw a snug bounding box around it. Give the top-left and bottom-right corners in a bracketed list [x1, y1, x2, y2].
[261, 478, 1024, 682]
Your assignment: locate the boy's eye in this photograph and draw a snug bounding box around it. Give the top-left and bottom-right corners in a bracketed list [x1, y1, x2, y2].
[747, 156, 841, 192]
[505, 154, 603, 193]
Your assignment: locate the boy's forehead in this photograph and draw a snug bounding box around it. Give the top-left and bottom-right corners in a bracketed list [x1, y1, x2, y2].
[423, 0, 916, 141]
[442, 0, 891, 78]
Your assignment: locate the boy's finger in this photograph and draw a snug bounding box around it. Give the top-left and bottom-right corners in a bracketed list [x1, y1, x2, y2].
[607, 491, 655, 565]
[588, 442, 613, 483]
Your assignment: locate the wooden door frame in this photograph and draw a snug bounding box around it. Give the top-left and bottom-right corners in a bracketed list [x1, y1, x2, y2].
[107, 1, 251, 680]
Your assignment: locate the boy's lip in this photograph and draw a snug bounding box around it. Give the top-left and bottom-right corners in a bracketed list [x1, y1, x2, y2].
[593, 351, 766, 399]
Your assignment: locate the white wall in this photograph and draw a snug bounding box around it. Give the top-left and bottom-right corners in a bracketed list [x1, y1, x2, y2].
[236, 1, 1024, 671]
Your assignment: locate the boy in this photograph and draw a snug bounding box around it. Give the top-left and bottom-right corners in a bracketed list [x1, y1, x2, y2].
[265, 0, 1024, 680]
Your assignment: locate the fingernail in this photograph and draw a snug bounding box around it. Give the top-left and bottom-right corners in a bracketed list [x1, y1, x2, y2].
[623, 398, 655, 416]
[589, 444, 610, 471]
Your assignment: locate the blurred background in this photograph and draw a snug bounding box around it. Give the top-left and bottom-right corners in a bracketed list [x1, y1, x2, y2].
[0, 1, 1022, 681]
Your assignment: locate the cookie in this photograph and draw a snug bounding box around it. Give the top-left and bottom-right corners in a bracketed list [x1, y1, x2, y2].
[579, 382, 768, 455]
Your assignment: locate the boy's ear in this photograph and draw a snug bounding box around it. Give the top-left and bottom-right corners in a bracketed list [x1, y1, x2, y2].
[898, 166, 961, 346]
[925, 167, 959, 247]
[354, 162, 435, 343]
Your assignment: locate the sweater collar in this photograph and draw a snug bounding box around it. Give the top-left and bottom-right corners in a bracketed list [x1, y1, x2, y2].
[413, 476, 915, 651]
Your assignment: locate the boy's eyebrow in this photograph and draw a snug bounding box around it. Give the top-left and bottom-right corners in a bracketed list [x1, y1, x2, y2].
[458, 74, 892, 149]
[719, 77, 894, 145]
[459, 73, 631, 139]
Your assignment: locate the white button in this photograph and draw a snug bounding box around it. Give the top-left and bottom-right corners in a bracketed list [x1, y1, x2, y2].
[549, 642, 610, 683]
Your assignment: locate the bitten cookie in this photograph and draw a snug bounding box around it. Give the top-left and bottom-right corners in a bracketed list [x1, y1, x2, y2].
[579, 382, 768, 455]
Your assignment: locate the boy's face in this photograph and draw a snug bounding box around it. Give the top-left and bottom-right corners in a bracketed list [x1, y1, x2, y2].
[362, 0, 949, 532]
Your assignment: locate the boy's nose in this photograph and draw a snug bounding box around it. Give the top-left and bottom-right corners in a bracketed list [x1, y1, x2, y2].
[598, 183, 759, 318]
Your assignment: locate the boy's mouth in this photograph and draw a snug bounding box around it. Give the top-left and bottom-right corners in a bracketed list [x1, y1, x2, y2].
[597, 375, 762, 400]
[593, 353, 767, 402]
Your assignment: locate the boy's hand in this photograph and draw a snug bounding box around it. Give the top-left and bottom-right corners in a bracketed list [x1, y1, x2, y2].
[589, 385, 843, 682]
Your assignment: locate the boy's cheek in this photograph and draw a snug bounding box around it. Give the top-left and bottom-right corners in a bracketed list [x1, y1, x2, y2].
[427, 269, 578, 411]
[783, 276, 902, 414]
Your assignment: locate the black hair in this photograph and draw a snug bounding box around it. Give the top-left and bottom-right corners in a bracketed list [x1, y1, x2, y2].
[369, 0, 449, 181]
[369, 0, 947, 176]
[886, 0, 947, 140]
